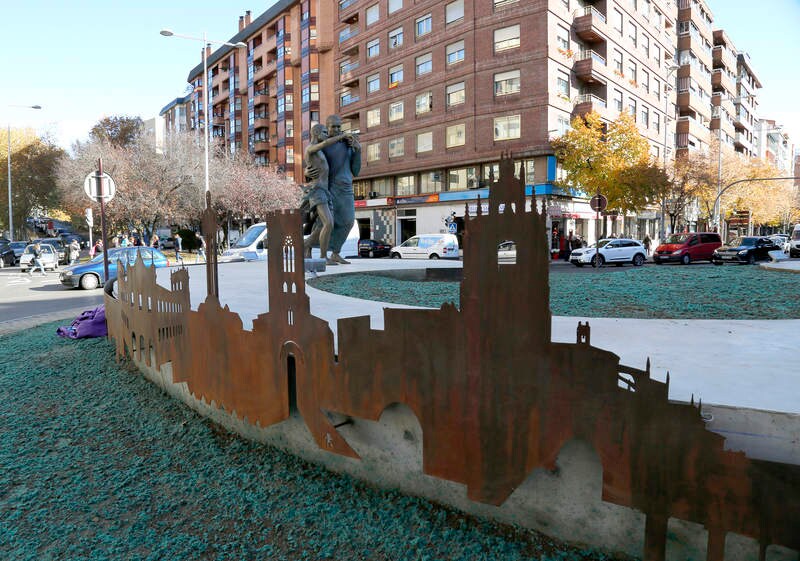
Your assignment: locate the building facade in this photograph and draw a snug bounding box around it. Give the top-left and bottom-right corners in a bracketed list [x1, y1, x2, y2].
[166, 0, 771, 245]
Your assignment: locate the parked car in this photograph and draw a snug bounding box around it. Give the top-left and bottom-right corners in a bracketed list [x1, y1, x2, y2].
[767, 234, 790, 253]
[9, 241, 27, 263]
[390, 234, 460, 259]
[652, 232, 722, 265]
[19, 244, 59, 272]
[59, 232, 85, 248]
[0, 242, 15, 268]
[712, 236, 780, 265]
[788, 225, 800, 257]
[358, 239, 392, 258]
[33, 238, 68, 264]
[159, 236, 176, 250]
[569, 238, 647, 267]
[498, 240, 517, 262]
[59, 247, 171, 290]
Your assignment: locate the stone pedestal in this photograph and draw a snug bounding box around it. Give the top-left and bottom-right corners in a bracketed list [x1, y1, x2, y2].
[304, 258, 327, 273]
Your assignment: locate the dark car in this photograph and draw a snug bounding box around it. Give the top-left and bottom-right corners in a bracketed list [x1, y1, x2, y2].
[712, 236, 779, 265]
[34, 238, 68, 264]
[0, 242, 15, 268]
[59, 232, 85, 248]
[358, 239, 392, 258]
[9, 241, 27, 263]
[59, 247, 171, 290]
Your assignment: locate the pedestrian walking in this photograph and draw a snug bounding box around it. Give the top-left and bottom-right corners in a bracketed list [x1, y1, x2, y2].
[29, 243, 46, 276]
[643, 234, 652, 256]
[68, 239, 80, 265]
[120, 236, 129, 247]
[174, 233, 183, 263]
[90, 239, 103, 259]
[195, 232, 207, 263]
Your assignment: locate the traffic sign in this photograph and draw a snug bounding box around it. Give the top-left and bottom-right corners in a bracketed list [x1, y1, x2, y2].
[447, 222, 457, 234]
[84, 171, 116, 203]
[85, 208, 93, 227]
[589, 194, 608, 212]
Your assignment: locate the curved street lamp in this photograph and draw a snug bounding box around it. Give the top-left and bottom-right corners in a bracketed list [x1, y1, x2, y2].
[160, 29, 247, 207]
[7, 104, 42, 242]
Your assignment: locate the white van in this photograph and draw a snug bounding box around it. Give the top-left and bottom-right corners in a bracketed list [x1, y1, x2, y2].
[390, 234, 460, 259]
[220, 221, 360, 262]
[789, 224, 800, 258]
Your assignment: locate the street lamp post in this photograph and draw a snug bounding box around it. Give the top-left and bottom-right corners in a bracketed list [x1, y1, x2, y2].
[160, 29, 246, 207]
[7, 104, 42, 242]
[660, 65, 679, 244]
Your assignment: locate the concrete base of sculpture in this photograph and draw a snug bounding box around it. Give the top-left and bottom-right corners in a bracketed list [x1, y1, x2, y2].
[304, 258, 327, 273]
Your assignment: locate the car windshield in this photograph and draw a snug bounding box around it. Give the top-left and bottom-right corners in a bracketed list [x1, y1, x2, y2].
[590, 240, 611, 249]
[793, 230, 800, 241]
[666, 234, 691, 244]
[731, 237, 757, 247]
[235, 224, 266, 248]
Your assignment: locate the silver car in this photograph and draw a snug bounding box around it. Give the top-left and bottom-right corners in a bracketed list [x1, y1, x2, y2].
[19, 244, 59, 272]
[570, 238, 647, 267]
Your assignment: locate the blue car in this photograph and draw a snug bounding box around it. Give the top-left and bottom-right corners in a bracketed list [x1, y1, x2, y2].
[59, 247, 171, 290]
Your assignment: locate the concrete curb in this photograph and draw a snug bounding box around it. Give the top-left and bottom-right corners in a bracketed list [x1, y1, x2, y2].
[760, 261, 800, 274]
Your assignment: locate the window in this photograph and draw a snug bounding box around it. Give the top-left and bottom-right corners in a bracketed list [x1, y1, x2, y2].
[614, 89, 623, 112]
[389, 27, 403, 48]
[416, 14, 432, 37]
[613, 49, 623, 74]
[367, 38, 380, 58]
[557, 115, 571, 136]
[494, 69, 520, 96]
[367, 73, 380, 93]
[389, 136, 404, 157]
[366, 4, 379, 25]
[446, 82, 465, 106]
[556, 71, 569, 97]
[628, 60, 637, 83]
[396, 175, 416, 195]
[389, 64, 403, 86]
[640, 106, 649, 127]
[629, 23, 638, 47]
[557, 26, 570, 51]
[419, 171, 444, 194]
[446, 123, 465, 147]
[309, 84, 319, 101]
[367, 142, 381, 161]
[493, 115, 520, 140]
[367, 108, 381, 127]
[388, 0, 402, 13]
[286, 147, 294, 164]
[654, 44, 661, 65]
[654, 112, 660, 133]
[450, 167, 478, 190]
[417, 131, 433, 152]
[446, 40, 464, 65]
[389, 100, 404, 121]
[445, 0, 464, 24]
[612, 9, 623, 35]
[628, 98, 637, 120]
[561, 0, 569, 7]
[494, 25, 520, 51]
[416, 91, 432, 114]
[654, 78, 661, 101]
[286, 120, 294, 137]
[642, 34, 650, 58]
[416, 52, 432, 76]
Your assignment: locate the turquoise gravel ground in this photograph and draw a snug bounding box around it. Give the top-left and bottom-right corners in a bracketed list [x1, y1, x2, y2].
[308, 265, 800, 319]
[1, 322, 615, 561]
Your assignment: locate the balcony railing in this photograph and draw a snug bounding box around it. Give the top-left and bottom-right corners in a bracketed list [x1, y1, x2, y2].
[339, 0, 356, 10]
[573, 93, 607, 107]
[339, 26, 359, 43]
[576, 50, 606, 65]
[340, 93, 360, 106]
[573, 5, 606, 23]
[339, 61, 360, 75]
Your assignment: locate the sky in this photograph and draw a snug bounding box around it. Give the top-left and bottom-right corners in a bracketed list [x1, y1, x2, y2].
[2, 0, 800, 152]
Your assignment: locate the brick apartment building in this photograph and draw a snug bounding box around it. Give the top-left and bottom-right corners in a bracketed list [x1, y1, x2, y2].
[161, 0, 775, 245]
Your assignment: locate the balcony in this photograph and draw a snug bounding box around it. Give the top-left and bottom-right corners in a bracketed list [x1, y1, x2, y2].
[338, 0, 358, 20]
[254, 59, 277, 81]
[676, 91, 711, 121]
[264, 34, 277, 53]
[676, 115, 708, 141]
[253, 139, 270, 153]
[339, 61, 360, 86]
[339, 26, 359, 44]
[712, 45, 737, 71]
[734, 131, 753, 152]
[711, 69, 735, 97]
[573, 50, 607, 85]
[339, 92, 360, 107]
[572, 93, 607, 117]
[253, 114, 269, 129]
[212, 114, 226, 126]
[253, 93, 269, 107]
[573, 6, 607, 43]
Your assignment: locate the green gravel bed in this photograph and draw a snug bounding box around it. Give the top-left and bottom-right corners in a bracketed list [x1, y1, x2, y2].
[308, 265, 800, 319]
[1, 323, 615, 561]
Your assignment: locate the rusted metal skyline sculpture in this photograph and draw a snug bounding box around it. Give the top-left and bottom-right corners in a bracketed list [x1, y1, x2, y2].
[105, 154, 799, 561]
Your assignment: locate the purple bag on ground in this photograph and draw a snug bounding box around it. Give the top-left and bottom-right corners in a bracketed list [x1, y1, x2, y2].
[56, 305, 107, 339]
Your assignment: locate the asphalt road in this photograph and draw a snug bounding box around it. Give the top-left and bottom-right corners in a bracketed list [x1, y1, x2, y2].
[0, 265, 104, 326]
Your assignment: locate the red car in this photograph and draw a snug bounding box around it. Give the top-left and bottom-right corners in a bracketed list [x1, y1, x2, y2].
[653, 232, 721, 265]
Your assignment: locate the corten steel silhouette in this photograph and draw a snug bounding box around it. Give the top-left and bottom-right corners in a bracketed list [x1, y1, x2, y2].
[105, 154, 799, 561]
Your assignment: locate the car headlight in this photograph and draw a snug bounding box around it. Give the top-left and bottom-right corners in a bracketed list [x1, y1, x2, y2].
[738, 250, 748, 255]
[63, 270, 73, 276]
[672, 249, 683, 255]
